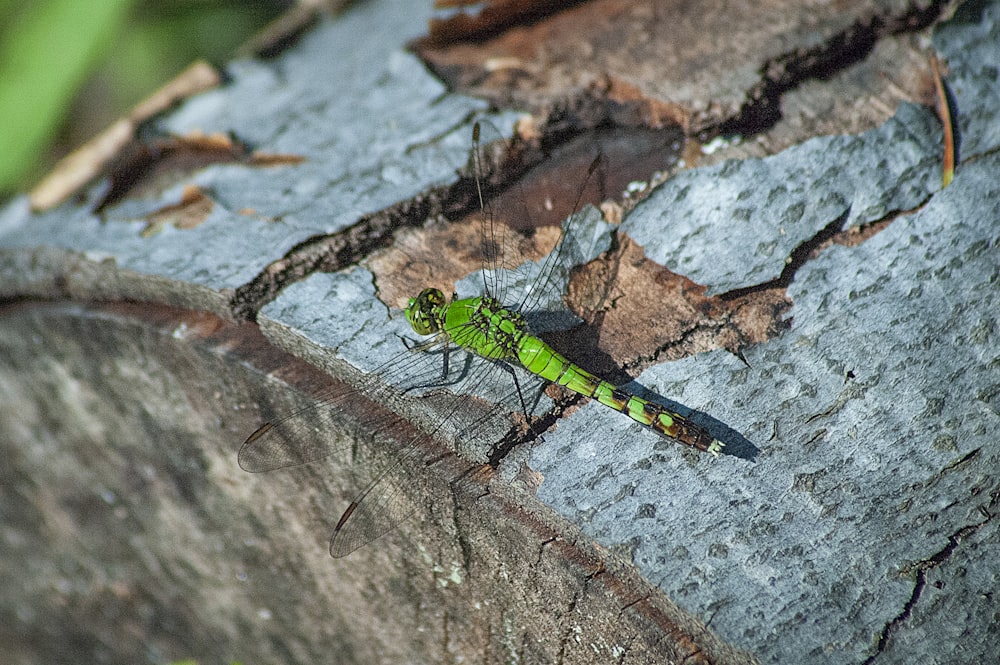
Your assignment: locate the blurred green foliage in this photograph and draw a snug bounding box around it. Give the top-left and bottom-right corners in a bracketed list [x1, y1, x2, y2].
[0, 0, 285, 197]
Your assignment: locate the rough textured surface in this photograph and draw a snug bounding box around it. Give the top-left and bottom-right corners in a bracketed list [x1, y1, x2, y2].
[1, 1, 998, 664]
[415, 0, 948, 134]
[532, 150, 1000, 664]
[527, 11, 1000, 661]
[623, 102, 943, 295]
[0, 303, 753, 664]
[0, 0, 481, 309]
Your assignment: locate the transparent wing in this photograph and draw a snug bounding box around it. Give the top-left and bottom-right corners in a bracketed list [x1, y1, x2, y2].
[327, 349, 524, 557]
[470, 119, 532, 306]
[240, 317, 531, 557]
[469, 120, 605, 317]
[239, 332, 453, 474]
[516, 155, 602, 316]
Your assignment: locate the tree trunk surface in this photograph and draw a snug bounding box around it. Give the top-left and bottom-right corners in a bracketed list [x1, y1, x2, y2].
[1, 1, 998, 664]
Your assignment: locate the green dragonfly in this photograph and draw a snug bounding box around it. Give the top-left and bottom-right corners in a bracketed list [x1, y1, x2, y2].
[240, 121, 723, 557]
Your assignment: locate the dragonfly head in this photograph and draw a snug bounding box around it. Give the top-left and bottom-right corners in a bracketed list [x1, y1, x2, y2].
[405, 288, 446, 335]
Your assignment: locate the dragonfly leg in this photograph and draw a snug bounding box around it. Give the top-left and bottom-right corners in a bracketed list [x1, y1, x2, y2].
[494, 360, 529, 420]
[398, 333, 437, 352]
[441, 339, 450, 380]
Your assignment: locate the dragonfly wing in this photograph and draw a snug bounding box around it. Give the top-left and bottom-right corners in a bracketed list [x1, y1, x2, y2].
[329, 436, 444, 557]
[468, 121, 613, 320]
[242, 299, 534, 554]
[240, 418, 328, 472]
[327, 332, 547, 555]
[471, 120, 539, 305]
[238, 332, 453, 473]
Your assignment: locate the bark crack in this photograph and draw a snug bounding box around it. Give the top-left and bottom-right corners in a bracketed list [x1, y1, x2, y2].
[716, 0, 952, 138]
[229, 179, 475, 320]
[862, 511, 995, 663]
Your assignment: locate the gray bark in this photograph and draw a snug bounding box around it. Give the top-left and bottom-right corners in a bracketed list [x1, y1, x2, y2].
[1, 1, 998, 663]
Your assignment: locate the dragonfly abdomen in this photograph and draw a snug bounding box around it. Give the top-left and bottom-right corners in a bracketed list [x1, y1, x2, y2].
[517, 333, 723, 455]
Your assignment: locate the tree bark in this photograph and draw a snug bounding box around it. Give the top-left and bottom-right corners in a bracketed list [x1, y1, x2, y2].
[2, 1, 998, 663]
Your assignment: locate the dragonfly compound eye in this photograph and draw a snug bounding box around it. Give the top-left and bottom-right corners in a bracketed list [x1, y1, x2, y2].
[405, 288, 445, 335]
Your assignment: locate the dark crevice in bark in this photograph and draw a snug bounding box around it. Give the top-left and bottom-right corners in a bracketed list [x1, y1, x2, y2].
[716, 0, 952, 138]
[230, 178, 479, 320]
[486, 392, 576, 469]
[718, 209, 850, 301]
[862, 515, 992, 664]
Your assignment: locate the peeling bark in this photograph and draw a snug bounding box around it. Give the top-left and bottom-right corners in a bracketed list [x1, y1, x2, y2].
[1, 1, 998, 663]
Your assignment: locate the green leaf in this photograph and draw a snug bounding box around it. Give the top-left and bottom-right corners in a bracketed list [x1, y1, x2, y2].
[0, 0, 135, 192]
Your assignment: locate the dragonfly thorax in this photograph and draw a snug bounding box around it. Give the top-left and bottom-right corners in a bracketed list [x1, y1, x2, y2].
[447, 295, 527, 361]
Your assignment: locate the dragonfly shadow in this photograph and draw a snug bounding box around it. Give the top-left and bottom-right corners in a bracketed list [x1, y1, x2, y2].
[524, 309, 582, 336]
[396, 337, 475, 393]
[539, 322, 636, 387]
[398, 344, 544, 421]
[627, 382, 759, 460]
